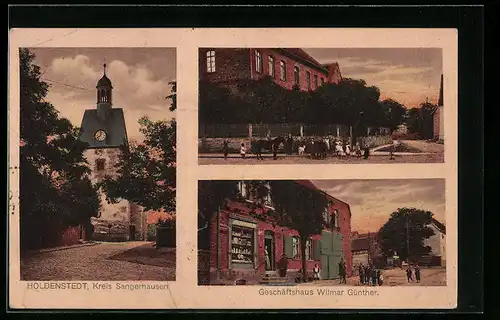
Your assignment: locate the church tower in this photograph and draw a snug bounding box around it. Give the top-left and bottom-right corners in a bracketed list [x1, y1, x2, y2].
[78, 62, 147, 242]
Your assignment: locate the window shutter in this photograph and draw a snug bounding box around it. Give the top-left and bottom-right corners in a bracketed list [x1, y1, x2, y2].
[284, 235, 294, 258]
[313, 239, 321, 261]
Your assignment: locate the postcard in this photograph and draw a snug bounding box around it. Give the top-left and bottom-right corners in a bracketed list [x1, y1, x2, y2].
[8, 28, 457, 310]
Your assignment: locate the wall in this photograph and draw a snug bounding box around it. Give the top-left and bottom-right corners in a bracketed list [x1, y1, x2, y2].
[433, 107, 441, 140]
[208, 187, 353, 279]
[59, 225, 84, 246]
[439, 106, 444, 141]
[249, 49, 328, 91]
[199, 48, 252, 84]
[424, 223, 445, 260]
[84, 148, 131, 241]
[352, 252, 369, 271]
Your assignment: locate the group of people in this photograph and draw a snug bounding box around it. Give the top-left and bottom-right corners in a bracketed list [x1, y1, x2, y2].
[406, 264, 421, 283]
[357, 263, 384, 286]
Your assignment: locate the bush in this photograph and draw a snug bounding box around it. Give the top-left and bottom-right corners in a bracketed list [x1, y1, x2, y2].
[147, 224, 157, 241]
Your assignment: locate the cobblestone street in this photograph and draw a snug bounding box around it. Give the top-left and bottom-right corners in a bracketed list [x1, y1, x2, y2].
[297, 267, 446, 287]
[199, 153, 444, 165]
[20, 242, 176, 281]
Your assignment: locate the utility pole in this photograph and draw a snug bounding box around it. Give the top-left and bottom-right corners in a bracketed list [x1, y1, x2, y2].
[406, 215, 410, 263]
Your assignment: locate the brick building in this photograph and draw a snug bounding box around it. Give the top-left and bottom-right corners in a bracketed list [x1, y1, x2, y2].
[432, 74, 444, 142]
[200, 180, 352, 284]
[78, 64, 148, 242]
[199, 48, 342, 93]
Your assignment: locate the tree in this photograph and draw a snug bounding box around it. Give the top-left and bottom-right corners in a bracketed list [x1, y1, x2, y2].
[248, 180, 330, 281]
[379, 99, 407, 132]
[99, 117, 176, 213]
[166, 80, 176, 112]
[19, 48, 100, 250]
[378, 208, 436, 263]
[406, 102, 436, 139]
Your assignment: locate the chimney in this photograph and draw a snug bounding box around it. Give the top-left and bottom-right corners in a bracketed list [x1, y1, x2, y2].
[324, 62, 342, 84]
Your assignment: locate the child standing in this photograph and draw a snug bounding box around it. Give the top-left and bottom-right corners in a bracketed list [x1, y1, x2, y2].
[313, 264, 321, 280]
[240, 143, 246, 159]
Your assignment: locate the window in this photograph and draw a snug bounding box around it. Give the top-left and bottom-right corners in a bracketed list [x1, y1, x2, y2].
[254, 50, 262, 73]
[292, 236, 300, 259]
[306, 71, 311, 90]
[238, 181, 249, 199]
[268, 56, 275, 77]
[280, 61, 286, 81]
[333, 209, 340, 228]
[206, 50, 216, 73]
[96, 158, 106, 171]
[314, 75, 318, 88]
[230, 224, 255, 264]
[263, 183, 273, 207]
[305, 239, 313, 260]
[293, 66, 300, 86]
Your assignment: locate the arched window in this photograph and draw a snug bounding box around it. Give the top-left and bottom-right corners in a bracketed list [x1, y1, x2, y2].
[333, 209, 340, 228]
[206, 50, 216, 73]
[100, 89, 106, 102]
[96, 158, 106, 171]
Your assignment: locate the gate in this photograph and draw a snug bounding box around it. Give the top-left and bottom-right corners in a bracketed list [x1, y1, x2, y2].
[319, 231, 344, 280]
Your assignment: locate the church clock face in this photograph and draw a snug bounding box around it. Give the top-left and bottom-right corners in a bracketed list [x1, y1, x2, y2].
[94, 129, 107, 142]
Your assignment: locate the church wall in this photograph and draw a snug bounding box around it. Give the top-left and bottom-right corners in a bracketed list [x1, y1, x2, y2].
[84, 148, 132, 241]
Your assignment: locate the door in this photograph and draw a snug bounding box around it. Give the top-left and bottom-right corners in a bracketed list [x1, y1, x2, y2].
[264, 231, 275, 271]
[320, 231, 344, 280]
[129, 225, 136, 241]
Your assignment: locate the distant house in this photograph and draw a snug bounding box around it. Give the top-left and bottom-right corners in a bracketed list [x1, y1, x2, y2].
[432, 74, 444, 142]
[351, 232, 384, 269]
[423, 218, 446, 266]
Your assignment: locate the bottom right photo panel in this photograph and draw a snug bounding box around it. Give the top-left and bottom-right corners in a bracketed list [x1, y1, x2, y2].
[197, 179, 446, 287]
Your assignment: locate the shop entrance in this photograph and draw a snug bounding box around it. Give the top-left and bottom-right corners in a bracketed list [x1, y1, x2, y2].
[264, 231, 275, 271]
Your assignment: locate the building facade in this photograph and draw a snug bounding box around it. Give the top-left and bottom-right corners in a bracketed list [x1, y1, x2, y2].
[199, 48, 342, 93]
[202, 180, 352, 284]
[433, 74, 444, 142]
[423, 218, 446, 266]
[78, 64, 147, 242]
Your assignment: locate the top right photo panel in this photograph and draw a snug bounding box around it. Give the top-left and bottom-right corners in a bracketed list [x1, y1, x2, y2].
[198, 48, 444, 165]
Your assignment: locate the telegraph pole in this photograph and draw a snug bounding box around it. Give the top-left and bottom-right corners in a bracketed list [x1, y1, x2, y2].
[406, 215, 410, 263]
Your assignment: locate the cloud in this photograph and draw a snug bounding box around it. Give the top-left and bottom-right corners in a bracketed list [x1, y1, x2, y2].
[311, 179, 445, 232]
[40, 52, 175, 140]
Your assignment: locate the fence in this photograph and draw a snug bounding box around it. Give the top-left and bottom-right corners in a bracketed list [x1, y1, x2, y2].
[199, 123, 389, 139]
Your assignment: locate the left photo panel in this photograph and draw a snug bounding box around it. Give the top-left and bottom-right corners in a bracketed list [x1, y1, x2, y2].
[17, 47, 177, 281]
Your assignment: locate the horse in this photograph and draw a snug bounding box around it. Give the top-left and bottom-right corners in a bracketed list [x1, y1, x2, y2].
[251, 136, 286, 160]
[306, 140, 328, 160]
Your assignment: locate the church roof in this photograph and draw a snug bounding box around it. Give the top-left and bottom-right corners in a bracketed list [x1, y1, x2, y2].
[96, 74, 113, 88]
[78, 108, 128, 148]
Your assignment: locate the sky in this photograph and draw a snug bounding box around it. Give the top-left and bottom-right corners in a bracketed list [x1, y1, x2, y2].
[304, 48, 443, 108]
[30, 48, 176, 141]
[311, 179, 445, 234]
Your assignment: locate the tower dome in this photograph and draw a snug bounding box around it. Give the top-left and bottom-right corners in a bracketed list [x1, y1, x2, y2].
[96, 63, 113, 88]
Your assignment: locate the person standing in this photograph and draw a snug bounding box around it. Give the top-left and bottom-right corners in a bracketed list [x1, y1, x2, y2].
[313, 264, 321, 281]
[286, 134, 294, 155]
[222, 140, 229, 160]
[364, 264, 370, 285]
[338, 258, 347, 284]
[415, 264, 421, 283]
[240, 143, 246, 159]
[406, 265, 414, 283]
[277, 254, 289, 278]
[358, 264, 365, 285]
[371, 267, 378, 286]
